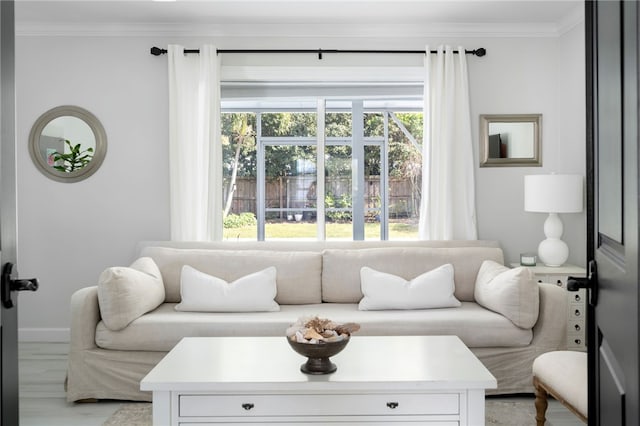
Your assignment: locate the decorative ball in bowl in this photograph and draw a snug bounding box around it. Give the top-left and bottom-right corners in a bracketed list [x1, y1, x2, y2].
[286, 316, 360, 375]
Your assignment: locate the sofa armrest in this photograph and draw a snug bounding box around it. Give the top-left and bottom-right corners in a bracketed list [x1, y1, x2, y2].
[70, 286, 100, 351]
[531, 283, 568, 350]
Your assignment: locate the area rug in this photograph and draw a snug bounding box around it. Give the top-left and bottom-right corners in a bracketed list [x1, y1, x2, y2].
[103, 398, 538, 426]
[102, 403, 150, 426]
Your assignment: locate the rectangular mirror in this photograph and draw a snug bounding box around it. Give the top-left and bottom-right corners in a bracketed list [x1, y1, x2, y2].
[479, 114, 542, 167]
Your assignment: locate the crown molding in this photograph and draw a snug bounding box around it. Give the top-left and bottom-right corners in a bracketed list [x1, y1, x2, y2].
[556, 4, 585, 35]
[16, 21, 570, 38]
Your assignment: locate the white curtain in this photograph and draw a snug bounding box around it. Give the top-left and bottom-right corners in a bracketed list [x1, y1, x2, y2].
[168, 45, 223, 241]
[419, 46, 478, 240]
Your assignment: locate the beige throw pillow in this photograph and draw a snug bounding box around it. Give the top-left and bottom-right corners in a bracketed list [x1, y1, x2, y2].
[97, 257, 165, 331]
[474, 260, 539, 329]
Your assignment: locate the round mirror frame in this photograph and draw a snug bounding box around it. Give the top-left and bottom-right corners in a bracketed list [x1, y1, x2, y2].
[28, 105, 107, 183]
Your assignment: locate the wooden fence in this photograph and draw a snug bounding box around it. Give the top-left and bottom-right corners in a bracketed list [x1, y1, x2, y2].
[224, 176, 420, 219]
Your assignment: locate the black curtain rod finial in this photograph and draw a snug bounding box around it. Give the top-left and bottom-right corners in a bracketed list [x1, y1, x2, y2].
[472, 48, 486, 57]
[150, 46, 167, 56]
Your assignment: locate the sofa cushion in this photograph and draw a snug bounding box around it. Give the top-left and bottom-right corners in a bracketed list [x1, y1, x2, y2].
[474, 260, 539, 329]
[140, 247, 322, 304]
[97, 257, 165, 331]
[359, 265, 461, 310]
[95, 302, 532, 352]
[322, 247, 504, 303]
[175, 266, 279, 312]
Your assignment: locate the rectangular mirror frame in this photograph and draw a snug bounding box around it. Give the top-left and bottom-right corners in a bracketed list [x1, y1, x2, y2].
[479, 113, 542, 167]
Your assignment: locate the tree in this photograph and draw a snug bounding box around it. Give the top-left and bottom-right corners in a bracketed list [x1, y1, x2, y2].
[387, 113, 423, 217]
[220, 109, 423, 218]
[222, 114, 255, 217]
[260, 112, 317, 179]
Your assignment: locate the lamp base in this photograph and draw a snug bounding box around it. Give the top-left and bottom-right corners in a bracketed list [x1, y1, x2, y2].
[537, 213, 570, 267]
[538, 238, 569, 267]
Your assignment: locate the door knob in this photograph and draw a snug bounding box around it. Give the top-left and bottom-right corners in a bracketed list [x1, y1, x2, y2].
[1, 263, 38, 309]
[568, 260, 597, 289]
[567, 276, 588, 291]
[567, 259, 597, 306]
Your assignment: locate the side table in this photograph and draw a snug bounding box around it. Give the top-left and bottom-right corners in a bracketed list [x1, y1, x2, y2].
[511, 263, 587, 351]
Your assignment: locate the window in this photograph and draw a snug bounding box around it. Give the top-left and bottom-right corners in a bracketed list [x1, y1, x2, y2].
[222, 97, 422, 241]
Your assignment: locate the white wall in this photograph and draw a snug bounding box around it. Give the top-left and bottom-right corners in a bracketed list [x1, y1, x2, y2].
[556, 22, 588, 266]
[473, 23, 586, 267]
[15, 25, 586, 341]
[17, 36, 172, 340]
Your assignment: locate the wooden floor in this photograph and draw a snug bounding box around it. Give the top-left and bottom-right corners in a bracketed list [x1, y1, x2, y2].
[19, 342, 122, 426]
[18, 342, 585, 426]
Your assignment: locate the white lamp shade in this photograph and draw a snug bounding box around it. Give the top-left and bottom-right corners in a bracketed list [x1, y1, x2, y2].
[524, 174, 583, 213]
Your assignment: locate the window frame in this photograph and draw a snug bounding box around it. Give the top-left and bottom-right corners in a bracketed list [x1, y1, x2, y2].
[221, 96, 422, 241]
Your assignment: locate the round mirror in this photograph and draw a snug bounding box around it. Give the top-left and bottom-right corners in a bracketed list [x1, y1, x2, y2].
[28, 105, 107, 182]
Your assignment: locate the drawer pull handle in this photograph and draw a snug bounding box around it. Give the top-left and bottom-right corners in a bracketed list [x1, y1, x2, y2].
[242, 403, 254, 411]
[386, 402, 399, 409]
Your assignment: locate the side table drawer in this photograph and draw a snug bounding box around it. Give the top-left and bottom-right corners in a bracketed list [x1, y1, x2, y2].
[179, 393, 460, 417]
[570, 305, 585, 320]
[569, 289, 586, 304]
[535, 275, 566, 288]
[569, 320, 584, 335]
[567, 332, 585, 348]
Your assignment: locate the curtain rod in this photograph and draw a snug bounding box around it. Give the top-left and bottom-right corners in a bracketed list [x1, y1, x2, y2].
[149, 46, 486, 60]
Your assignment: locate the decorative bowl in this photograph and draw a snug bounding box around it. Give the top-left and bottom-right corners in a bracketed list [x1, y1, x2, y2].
[287, 336, 350, 374]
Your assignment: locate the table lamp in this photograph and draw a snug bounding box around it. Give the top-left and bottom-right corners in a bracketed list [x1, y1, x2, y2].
[524, 174, 583, 267]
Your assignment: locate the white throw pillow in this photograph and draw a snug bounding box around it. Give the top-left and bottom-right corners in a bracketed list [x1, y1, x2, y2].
[474, 260, 539, 329]
[175, 265, 280, 312]
[358, 264, 461, 310]
[97, 257, 165, 331]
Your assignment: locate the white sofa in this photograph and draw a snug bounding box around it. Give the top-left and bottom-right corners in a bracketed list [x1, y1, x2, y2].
[66, 240, 568, 402]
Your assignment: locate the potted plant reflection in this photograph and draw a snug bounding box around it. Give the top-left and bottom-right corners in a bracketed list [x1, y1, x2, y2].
[50, 139, 94, 172]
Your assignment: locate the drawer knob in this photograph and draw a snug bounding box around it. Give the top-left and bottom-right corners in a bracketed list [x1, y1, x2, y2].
[574, 339, 582, 345]
[386, 402, 399, 409]
[575, 324, 581, 331]
[574, 309, 581, 317]
[242, 403, 254, 411]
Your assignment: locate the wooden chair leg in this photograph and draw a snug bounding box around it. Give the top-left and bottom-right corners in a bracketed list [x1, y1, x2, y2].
[534, 377, 549, 426]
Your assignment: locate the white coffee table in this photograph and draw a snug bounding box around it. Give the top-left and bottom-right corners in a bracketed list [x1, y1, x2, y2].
[141, 335, 496, 425]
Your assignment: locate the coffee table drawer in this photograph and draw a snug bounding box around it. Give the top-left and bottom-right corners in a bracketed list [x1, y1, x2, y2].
[179, 393, 459, 417]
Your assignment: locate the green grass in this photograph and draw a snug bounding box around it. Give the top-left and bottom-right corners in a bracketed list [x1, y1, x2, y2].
[223, 221, 419, 240]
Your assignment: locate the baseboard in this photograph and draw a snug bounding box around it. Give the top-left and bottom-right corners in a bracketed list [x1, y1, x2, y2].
[19, 328, 70, 342]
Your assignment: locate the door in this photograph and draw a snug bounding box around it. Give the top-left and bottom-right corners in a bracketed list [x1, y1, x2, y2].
[586, 0, 639, 424]
[0, 1, 38, 425]
[0, 2, 18, 424]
